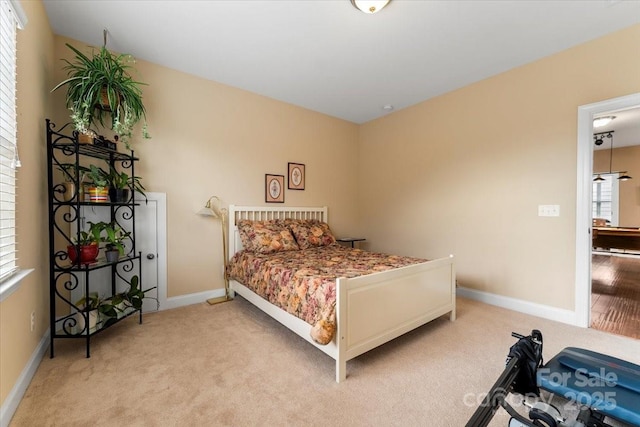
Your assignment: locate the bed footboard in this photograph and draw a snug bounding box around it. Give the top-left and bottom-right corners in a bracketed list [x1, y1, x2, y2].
[335, 255, 456, 382]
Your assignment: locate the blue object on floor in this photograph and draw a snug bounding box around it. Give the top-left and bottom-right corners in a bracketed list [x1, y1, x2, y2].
[538, 347, 640, 426]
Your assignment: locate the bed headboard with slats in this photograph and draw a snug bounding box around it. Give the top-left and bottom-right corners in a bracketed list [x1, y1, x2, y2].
[227, 205, 328, 259]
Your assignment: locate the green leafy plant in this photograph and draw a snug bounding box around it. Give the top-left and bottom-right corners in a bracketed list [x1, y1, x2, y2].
[95, 221, 131, 255]
[75, 292, 119, 320]
[87, 164, 109, 188]
[75, 292, 101, 310]
[101, 275, 145, 318]
[107, 165, 146, 200]
[72, 221, 104, 245]
[125, 275, 145, 310]
[51, 43, 150, 149]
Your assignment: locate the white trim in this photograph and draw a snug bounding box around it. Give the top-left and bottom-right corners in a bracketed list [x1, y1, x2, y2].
[8, 0, 27, 28]
[457, 286, 578, 326]
[0, 268, 33, 303]
[163, 289, 226, 310]
[575, 93, 640, 328]
[154, 193, 168, 310]
[0, 329, 49, 427]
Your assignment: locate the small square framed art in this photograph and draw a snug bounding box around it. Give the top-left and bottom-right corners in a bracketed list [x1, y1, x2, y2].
[265, 174, 285, 203]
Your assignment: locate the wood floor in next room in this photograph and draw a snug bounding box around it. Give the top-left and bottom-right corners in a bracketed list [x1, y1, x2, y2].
[591, 253, 640, 340]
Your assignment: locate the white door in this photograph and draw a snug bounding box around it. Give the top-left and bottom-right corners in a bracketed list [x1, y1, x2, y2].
[136, 195, 160, 313]
[71, 193, 166, 313]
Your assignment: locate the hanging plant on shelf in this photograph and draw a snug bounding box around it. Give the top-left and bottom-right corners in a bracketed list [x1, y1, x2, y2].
[51, 32, 151, 150]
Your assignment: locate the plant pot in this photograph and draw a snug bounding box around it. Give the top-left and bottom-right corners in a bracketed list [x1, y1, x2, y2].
[77, 132, 94, 144]
[98, 86, 121, 111]
[67, 243, 99, 264]
[75, 309, 99, 333]
[105, 249, 120, 263]
[61, 182, 76, 202]
[108, 188, 130, 203]
[88, 186, 109, 203]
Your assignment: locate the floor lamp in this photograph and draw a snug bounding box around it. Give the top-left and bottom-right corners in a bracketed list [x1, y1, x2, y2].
[197, 196, 231, 305]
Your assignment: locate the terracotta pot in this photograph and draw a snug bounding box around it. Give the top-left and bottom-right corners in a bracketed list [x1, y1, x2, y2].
[67, 243, 99, 264]
[88, 186, 109, 203]
[77, 132, 94, 144]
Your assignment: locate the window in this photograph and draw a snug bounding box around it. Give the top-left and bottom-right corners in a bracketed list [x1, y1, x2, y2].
[592, 173, 619, 226]
[0, 0, 28, 298]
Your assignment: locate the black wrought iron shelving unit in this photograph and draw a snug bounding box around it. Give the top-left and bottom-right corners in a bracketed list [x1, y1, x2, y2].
[46, 119, 143, 358]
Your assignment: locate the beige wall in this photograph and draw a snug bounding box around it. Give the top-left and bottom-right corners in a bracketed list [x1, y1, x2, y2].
[358, 24, 640, 310]
[0, 0, 54, 407]
[594, 145, 640, 226]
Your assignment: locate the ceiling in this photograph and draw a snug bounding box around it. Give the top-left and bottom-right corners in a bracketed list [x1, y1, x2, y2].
[594, 107, 640, 150]
[43, 0, 640, 125]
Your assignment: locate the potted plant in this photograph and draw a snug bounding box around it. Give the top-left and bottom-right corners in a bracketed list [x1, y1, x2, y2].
[101, 293, 127, 319]
[101, 221, 131, 263]
[67, 221, 103, 264]
[86, 164, 109, 202]
[124, 275, 145, 310]
[107, 165, 146, 203]
[107, 275, 145, 318]
[51, 42, 150, 150]
[56, 163, 90, 202]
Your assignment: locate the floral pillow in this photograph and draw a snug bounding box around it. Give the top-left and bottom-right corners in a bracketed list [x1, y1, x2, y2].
[237, 219, 299, 254]
[286, 219, 337, 249]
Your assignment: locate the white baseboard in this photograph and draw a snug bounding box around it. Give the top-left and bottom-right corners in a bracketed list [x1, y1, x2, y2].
[1, 330, 50, 427]
[162, 288, 226, 311]
[457, 286, 580, 326]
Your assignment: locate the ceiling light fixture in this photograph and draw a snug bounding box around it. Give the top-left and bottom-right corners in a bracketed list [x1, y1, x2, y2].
[592, 130, 633, 182]
[351, 0, 391, 14]
[593, 116, 616, 128]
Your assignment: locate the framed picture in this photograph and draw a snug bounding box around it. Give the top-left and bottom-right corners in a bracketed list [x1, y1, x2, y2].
[265, 174, 285, 203]
[288, 162, 305, 190]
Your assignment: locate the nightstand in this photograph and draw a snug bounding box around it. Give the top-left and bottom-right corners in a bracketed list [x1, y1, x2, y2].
[337, 237, 366, 248]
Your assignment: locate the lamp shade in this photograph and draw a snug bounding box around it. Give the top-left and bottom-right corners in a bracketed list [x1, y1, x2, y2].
[197, 196, 223, 219]
[197, 205, 218, 218]
[351, 0, 390, 14]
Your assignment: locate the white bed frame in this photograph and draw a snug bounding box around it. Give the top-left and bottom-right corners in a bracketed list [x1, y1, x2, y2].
[227, 205, 456, 382]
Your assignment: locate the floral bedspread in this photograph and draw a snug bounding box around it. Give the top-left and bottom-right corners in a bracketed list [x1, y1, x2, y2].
[227, 244, 426, 345]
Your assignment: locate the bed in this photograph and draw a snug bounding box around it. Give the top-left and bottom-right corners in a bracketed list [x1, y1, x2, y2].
[227, 205, 456, 382]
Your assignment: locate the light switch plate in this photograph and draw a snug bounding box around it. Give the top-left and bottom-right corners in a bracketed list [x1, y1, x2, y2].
[538, 205, 560, 217]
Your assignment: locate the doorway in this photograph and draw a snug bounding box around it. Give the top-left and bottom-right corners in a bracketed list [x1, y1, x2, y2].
[575, 93, 640, 335]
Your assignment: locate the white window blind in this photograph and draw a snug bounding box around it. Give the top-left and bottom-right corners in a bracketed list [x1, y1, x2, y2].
[592, 173, 619, 226]
[0, 0, 26, 283]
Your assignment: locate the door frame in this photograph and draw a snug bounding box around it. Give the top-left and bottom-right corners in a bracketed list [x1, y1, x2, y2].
[574, 92, 640, 327]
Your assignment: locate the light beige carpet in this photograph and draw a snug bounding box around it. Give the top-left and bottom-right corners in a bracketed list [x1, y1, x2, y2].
[9, 297, 640, 426]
